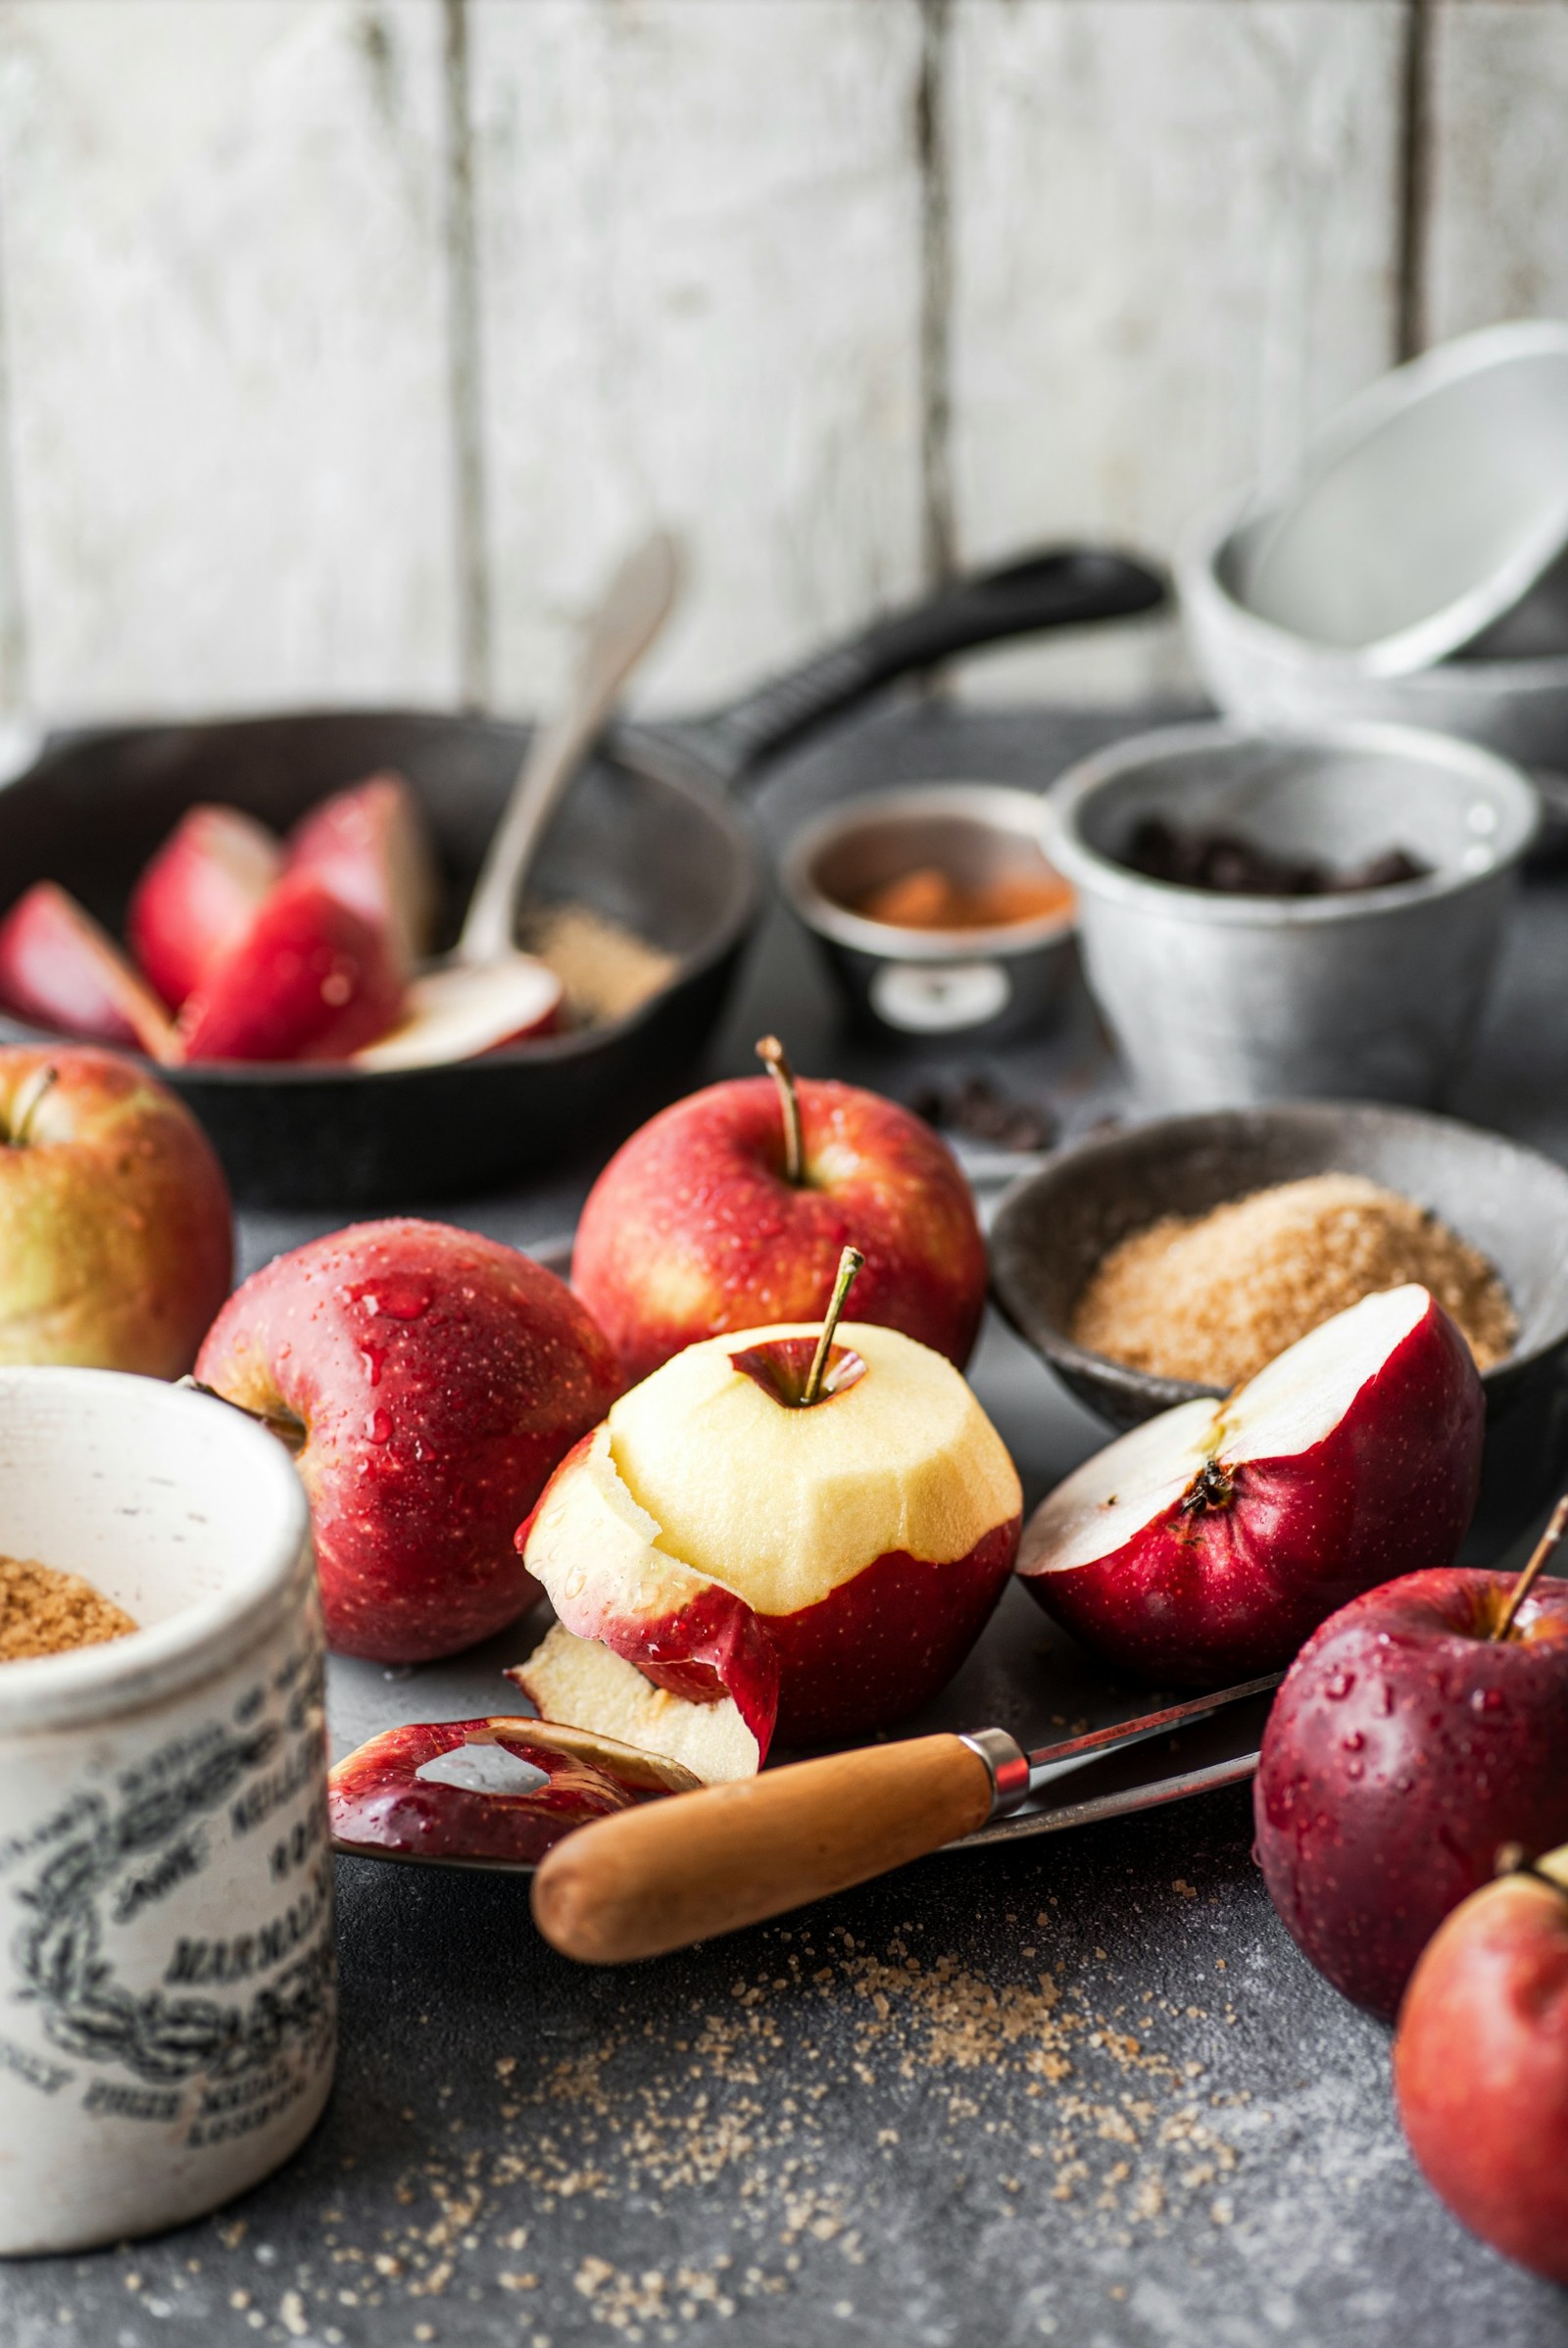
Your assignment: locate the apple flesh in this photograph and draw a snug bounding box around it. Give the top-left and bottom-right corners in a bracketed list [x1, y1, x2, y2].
[127, 804, 282, 1009]
[287, 772, 438, 980]
[571, 1070, 988, 1384]
[0, 1045, 230, 1375]
[178, 870, 405, 1062]
[354, 955, 562, 1071]
[329, 1716, 697, 1868]
[196, 1217, 622, 1661]
[1254, 1566, 1568, 2016]
[1395, 1845, 1568, 2283]
[514, 1319, 1022, 1778]
[1017, 1285, 1484, 1688]
[0, 883, 180, 1060]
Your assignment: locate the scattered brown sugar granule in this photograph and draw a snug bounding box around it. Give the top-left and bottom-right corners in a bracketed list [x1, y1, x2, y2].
[0, 1555, 138, 1661]
[1070, 1172, 1516, 1388]
[522, 902, 678, 1028]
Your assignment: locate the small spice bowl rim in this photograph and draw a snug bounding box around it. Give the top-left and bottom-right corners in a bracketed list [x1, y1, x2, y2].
[0, 1367, 312, 1735]
[1043, 718, 1541, 928]
[988, 1101, 1568, 1431]
[780, 781, 1078, 965]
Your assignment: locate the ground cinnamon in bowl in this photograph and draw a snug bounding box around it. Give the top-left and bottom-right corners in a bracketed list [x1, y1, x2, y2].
[0, 1556, 138, 1661]
[1070, 1172, 1516, 1388]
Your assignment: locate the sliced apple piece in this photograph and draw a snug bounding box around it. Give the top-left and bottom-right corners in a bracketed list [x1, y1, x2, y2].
[354, 954, 562, 1072]
[515, 1320, 1021, 1759]
[178, 871, 405, 1063]
[1017, 1283, 1485, 1687]
[127, 805, 283, 1009]
[514, 1625, 763, 1785]
[288, 772, 438, 979]
[328, 1715, 697, 1868]
[0, 883, 181, 1061]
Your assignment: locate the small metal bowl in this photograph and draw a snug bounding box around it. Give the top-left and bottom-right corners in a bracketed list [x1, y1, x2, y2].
[780, 782, 1077, 1040]
[990, 1102, 1568, 1547]
[1044, 719, 1539, 1110]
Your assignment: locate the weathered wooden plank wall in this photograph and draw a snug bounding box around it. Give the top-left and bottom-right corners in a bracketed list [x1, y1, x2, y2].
[0, 0, 1557, 723]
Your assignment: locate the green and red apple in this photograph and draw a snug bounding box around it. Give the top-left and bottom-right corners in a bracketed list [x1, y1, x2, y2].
[571, 1040, 988, 1384]
[512, 1272, 1021, 1781]
[1017, 1285, 1485, 1687]
[1395, 1842, 1568, 2283]
[197, 1217, 622, 1661]
[0, 1044, 230, 1376]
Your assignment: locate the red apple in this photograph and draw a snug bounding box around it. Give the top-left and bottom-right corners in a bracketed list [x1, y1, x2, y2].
[0, 882, 180, 1061]
[329, 1716, 696, 1868]
[196, 1217, 622, 1661]
[126, 804, 282, 1008]
[512, 1295, 1021, 1781]
[1254, 1565, 1568, 2016]
[571, 1039, 987, 1384]
[288, 772, 438, 980]
[1017, 1285, 1484, 1688]
[178, 870, 404, 1062]
[1395, 1844, 1568, 2283]
[353, 955, 562, 1070]
[0, 1045, 230, 1375]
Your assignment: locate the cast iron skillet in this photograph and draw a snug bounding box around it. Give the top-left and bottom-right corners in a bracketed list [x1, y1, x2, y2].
[0, 547, 1164, 1205]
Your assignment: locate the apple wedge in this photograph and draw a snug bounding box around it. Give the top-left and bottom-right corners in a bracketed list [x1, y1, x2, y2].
[1017, 1283, 1485, 1687]
[0, 882, 181, 1061]
[288, 772, 438, 979]
[354, 954, 562, 1071]
[329, 1716, 697, 1868]
[514, 1313, 1022, 1777]
[178, 870, 405, 1062]
[127, 804, 282, 1009]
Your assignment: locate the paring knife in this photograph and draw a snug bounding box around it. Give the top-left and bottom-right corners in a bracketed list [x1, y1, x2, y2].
[529, 1674, 1282, 1964]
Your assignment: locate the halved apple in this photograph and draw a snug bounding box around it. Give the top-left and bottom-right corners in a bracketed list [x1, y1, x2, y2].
[0, 882, 180, 1061]
[178, 871, 405, 1062]
[288, 772, 438, 980]
[1017, 1284, 1485, 1687]
[329, 1715, 697, 1868]
[127, 804, 282, 1008]
[512, 1319, 1022, 1780]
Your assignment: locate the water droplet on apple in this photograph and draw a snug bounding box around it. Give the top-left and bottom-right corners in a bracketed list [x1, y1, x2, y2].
[360, 1341, 387, 1388]
[1376, 1681, 1396, 1716]
[1470, 1686, 1503, 1715]
[366, 1407, 392, 1445]
[1323, 1670, 1355, 1701]
[1345, 1760, 1364, 1781]
[368, 1278, 430, 1321]
[1342, 1731, 1365, 1753]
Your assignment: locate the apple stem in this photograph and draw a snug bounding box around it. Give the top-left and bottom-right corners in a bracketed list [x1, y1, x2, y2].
[1494, 1492, 1568, 1640]
[176, 1374, 308, 1456]
[8, 1061, 57, 1149]
[803, 1245, 865, 1407]
[756, 1034, 804, 1185]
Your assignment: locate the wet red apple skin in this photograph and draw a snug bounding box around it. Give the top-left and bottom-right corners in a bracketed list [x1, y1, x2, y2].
[1255, 1569, 1568, 2018]
[127, 804, 281, 1009]
[1024, 1296, 1484, 1688]
[1395, 1862, 1568, 2283]
[198, 1219, 622, 1661]
[329, 1718, 673, 1866]
[178, 871, 405, 1062]
[572, 1074, 987, 1384]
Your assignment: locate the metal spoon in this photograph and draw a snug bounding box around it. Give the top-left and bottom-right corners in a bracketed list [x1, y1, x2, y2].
[357, 530, 682, 1069]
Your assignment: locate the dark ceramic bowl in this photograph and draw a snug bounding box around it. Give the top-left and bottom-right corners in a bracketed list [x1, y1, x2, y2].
[989, 1102, 1568, 1546]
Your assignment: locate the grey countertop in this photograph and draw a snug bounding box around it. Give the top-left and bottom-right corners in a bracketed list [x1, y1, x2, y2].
[11, 698, 1568, 2348]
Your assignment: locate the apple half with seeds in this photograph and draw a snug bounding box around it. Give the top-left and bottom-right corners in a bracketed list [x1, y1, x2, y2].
[1017, 1284, 1485, 1687]
[330, 1716, 697, 1868]
[512, 1257, 1022, 1782]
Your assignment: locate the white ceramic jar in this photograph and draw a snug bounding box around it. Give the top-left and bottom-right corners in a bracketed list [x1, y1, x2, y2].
[0, 1367, 333, 2254]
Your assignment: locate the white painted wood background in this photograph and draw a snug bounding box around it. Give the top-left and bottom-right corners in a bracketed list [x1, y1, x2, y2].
[0, 0, 1556, 724]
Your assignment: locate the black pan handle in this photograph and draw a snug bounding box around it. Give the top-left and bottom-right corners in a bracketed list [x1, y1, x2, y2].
[677, 545, 1166, 786]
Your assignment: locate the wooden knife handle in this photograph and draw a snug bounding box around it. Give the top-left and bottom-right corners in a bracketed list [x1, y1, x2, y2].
[530, 1734, 996, 1965]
